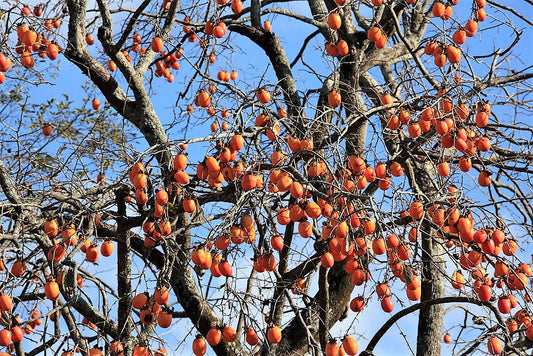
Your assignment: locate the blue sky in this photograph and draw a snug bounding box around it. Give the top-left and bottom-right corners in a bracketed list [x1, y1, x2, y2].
[4, 0, 533, 355]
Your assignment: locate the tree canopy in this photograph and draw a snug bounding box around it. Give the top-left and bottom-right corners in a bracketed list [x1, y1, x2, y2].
[0, 0, 532, 355]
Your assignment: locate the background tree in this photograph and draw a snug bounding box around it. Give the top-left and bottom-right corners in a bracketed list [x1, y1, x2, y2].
[0, 0, 532, 355]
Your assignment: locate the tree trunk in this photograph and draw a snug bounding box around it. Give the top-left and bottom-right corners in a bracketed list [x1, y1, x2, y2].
[417, 229, 445, 356]
[409, 158, 445, 356]
[272, 261, 353, 355]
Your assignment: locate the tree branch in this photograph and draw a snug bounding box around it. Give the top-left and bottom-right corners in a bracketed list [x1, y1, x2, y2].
[229, 24, 301, 113]
[361, 296, 509, 355]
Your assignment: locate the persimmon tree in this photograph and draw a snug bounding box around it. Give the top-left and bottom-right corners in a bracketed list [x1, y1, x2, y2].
[0, 0, 532, 355]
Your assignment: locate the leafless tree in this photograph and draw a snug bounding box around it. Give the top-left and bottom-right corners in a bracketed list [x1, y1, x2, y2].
[0, 0, 532, 355]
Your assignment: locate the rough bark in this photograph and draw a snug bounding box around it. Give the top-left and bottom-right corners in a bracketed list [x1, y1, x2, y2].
[116, 189, 134, 355]
[416, 226, 445, 356]
[409, 159, 445, 356]
[272, 262, 353, 355]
